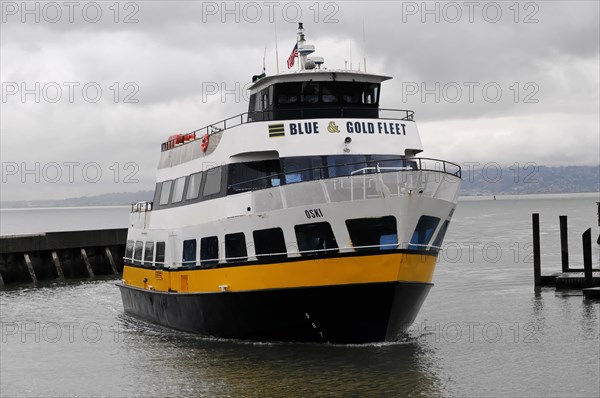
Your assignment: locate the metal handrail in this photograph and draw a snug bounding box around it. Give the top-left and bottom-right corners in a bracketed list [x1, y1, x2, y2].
[123, 257, 167, 267]
[131, 201, 153, 213]
[228, 157, 461, 193]
[160, 107, 415, 151]
[350, 166, 414, 175]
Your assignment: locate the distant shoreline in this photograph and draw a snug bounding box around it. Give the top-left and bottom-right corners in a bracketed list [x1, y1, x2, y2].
[1, 191, 598, 210]
[458, 191, 599, 201]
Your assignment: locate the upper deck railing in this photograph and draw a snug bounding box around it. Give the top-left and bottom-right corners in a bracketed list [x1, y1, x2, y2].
[228, 157, 462, 194]
[161, 107, 415, 152]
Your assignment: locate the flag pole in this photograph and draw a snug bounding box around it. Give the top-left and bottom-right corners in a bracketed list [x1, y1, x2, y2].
[297, 22, 303, 71]
[362, 18, 367, 72]
[274, 19, 280, 73]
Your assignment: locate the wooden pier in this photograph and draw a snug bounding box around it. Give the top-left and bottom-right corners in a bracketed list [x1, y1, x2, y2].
[0, 229, 127, 287]
[532, 213, 600, 297]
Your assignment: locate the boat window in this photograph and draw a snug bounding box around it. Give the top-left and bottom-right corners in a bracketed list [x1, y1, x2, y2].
[430, 220, 449, 252]
[327, 155, 368, 178]
[321, 83, 338, 103]
[186, 172, 203, 200]
[182, 239, 197, 267]
[295, 222, 338, 256]
[260, 89, 269, 110]
[362, 83, 380, 104]
[200, 236, 219, 266]
[225, 233, 247, 262]
[301, 82, 319, 104]
[370, 155, 413, 170]
[159, 180, 173, 205]
[274, 82, 380, 107]
[152, 183, 161, 205]
[253, 228, 287, 260]
[155, 242, 166, 265]
[171, 176, 186, 203]
[133, 241, 144, 265]
[144, 241, 154, 265]
[346, 216, 398, 251]
[340, 87, 361, 104]
[276, 82, 300, 105]
[203, 167, 222, 197]
[248, 94, 258, 120]
[409, 216, 441, 250]
[283, 156, 324, 184]
[228, 160, 282, 193]
[223, 155, 413, 194]
[125, 240, 134, 260]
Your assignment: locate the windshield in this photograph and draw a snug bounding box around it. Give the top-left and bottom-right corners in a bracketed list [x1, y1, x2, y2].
[274, 82, 380, 107]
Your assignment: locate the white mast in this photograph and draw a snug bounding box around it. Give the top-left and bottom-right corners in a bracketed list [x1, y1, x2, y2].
[297, 22, 315, 71]
[297, 22, 304, 70]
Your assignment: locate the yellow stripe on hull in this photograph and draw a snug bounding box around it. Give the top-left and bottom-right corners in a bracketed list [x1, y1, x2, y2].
[122, 252, 437, 294]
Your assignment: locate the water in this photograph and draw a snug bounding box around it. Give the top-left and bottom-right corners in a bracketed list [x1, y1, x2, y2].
[1, 194, 599, 397]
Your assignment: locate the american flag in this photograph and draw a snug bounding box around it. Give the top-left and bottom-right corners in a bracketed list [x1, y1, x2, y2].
[287, 43, 298, 69]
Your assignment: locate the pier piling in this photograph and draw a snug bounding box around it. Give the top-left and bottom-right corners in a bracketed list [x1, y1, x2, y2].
[559, 215, 569, 272]
[597, 202, 600, 245]
[583, 228, 593, 288]
[531, 213, 599, 293]
[532, 213, 541, 286]
[80, 248, 95, 278]
[51, 251, 65, 280]
[104, 247, 119, 275]
[23, 253, 37, 284]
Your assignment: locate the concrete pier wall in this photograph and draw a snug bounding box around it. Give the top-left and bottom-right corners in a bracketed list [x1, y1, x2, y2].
[0, 229, 127, 286]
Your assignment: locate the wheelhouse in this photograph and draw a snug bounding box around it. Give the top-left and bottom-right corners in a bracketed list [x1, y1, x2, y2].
[248, 71, 390, 121]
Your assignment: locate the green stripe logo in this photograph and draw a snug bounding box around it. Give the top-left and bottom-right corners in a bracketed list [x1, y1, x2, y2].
[268, 123, 285, 138]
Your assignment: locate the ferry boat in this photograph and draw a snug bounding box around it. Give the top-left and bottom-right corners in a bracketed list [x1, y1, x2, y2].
[118, 24, 462, 344]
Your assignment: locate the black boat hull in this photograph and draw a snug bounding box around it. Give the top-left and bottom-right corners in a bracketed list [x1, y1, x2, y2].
[118, 281, 432, 344]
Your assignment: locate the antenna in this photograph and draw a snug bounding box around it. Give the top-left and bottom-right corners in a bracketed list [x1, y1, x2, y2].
[362, 18, 367, 72]
[349, 43, 352, 70]
[262, 47, 267, 73]
[274, 19, 280, 73]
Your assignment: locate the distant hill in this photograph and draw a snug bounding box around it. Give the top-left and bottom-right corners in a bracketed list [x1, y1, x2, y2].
[0, 165, 597, 208]
[1, 191, 154, 208]
[460, 165, 599, 196]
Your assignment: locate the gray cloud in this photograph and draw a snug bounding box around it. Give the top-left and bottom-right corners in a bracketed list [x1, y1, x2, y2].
[1, 0, 598, 201]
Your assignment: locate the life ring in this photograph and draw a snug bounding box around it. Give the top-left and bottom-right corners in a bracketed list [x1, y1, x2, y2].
[200, 134, 209, 152]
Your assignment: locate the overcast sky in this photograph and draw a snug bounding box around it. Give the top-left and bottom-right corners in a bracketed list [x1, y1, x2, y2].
[1, 0, 598, 201]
